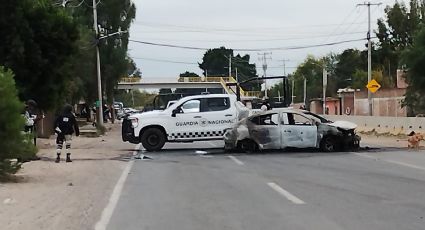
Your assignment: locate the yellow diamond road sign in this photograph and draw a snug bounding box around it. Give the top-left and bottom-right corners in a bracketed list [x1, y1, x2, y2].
[366, 79, 381, 93]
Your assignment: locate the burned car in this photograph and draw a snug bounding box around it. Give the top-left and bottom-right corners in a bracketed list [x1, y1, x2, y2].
[224, 109, 360, 152]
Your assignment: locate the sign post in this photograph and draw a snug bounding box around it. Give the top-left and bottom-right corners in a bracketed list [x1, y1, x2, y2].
[366, 79, 381, 116]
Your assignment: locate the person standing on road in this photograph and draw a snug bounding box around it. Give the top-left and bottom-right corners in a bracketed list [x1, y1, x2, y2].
[54, 104, 80, 163]
[260, 98, 271, 111]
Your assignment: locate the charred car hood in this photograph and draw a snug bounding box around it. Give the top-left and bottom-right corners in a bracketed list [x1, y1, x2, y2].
[326, 120, 357, 130]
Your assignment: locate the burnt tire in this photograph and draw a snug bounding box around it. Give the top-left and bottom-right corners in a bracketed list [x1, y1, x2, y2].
[141, 128, 166, 152]
[320, 136, 338, 152]
[238, 139, 258, 153]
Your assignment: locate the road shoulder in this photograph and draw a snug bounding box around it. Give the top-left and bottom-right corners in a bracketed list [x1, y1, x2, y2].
[0, 124, 134, 230]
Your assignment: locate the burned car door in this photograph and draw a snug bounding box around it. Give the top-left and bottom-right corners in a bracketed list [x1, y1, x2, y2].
[247, 113, 281, 149]
[281, 112, 317, 148]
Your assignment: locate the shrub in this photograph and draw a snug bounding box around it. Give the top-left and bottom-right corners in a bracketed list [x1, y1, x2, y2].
[0, 67, 36, 178]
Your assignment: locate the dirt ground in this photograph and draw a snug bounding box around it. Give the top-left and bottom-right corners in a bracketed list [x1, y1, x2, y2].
[0, 123, 135, 230]
[359, 134, 413, 149]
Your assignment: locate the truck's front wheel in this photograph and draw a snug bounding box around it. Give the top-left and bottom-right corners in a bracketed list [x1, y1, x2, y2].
[141, 128, 166, 151]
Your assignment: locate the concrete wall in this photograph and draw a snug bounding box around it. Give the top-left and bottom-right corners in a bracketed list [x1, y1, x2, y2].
[354, 88, 407, 117]
[326, 100, 340, 115]
[310, 99, 341, 115]
[326, 115, 425, 135]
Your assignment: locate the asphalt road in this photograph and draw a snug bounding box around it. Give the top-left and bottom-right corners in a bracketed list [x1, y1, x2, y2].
[104, 141, 425, 230]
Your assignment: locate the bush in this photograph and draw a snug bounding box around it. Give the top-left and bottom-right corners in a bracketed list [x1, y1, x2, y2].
[0, 67, 36, 178]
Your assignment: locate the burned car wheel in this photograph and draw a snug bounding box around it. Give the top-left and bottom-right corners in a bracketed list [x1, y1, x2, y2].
[238, 139, 258, 153]
[320, 136, 339, 152]
[141, 128, 166, 151]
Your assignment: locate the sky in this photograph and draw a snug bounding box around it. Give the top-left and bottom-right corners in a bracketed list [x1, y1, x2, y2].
[128, 0, 398, 83]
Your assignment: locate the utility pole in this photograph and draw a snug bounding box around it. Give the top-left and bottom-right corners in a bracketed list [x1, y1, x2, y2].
[323, 67, 327, 115]
[258, 52, 272, 98]
[280, 58, 290, 105]
[303, 77, 307, 107]
[93, 0, 103, 126]
[228, 54, 232, 78]
[358, 1, 381, 116]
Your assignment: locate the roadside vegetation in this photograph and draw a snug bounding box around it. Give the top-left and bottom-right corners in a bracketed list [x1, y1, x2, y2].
[0, 68, 36, 180]
[0, 0, 136, 177]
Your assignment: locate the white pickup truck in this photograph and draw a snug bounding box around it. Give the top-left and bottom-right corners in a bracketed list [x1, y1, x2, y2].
[122, 94, 246, 151]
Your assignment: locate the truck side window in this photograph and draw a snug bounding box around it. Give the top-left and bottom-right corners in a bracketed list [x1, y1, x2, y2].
[205, 97, 230, 112]
[181, 99, 200, 113]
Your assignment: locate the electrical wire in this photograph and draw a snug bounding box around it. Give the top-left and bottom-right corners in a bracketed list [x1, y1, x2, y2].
[345, 4, 382, 42]
[132, 27, 367, 39]
[130, 31, 366, 43]
[129, 37, 373, 52]
[322, 8, 366, 46]
[131, 57, 198, 65]
[134, 21, 368, 33]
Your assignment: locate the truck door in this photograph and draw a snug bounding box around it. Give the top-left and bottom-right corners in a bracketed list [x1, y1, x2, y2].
[168, 99, 204, 140]
[200, 97, 236, 139]
[281, 112, 317, 148]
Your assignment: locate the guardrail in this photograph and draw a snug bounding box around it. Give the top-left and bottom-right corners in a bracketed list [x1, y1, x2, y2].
[325, 115, 425, 135]
[119, 77, 141, 83]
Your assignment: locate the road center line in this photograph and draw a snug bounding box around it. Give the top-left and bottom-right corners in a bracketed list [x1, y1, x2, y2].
[228, 155, 244, 165]
[355, 153, 425, 172]
[267, 182, 306, 204]
[354, 152, 378, 159]
[385, 160, 425, 171]
[94, 143, 140, 230]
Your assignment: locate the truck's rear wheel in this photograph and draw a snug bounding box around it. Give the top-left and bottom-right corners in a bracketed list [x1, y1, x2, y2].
[141, 128, 166, 151]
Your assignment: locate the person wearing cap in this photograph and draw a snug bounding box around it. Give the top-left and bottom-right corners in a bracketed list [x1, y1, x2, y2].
[54, 104, 80, 163]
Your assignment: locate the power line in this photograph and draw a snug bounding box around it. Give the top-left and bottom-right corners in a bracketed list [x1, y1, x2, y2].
[330, 10, 366, 43]
[347, 4, 382, 40]
[129, 37, 372, 52]
[132, 21, 368, 38]
[130, 31, 366, 43]
[131, 57, 198, 65]
[317, 6, 361, 44]
[134, 21, 368, 32]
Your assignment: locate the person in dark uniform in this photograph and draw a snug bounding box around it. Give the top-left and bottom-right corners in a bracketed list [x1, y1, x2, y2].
[54, 104, 80, 163]
[260, 98, 271, 111]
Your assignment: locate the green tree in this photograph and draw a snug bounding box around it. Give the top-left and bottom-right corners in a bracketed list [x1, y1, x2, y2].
[198, 47, 258, 90]
[233, 54, 259, 90]
[199, 47, 232, 77]
[375, 0, 425, 84]
[0, 0, 79, 110]
[0, 67, 36, 178]
[401, 26, 425, 114]
[64, 0, 136, 105]
[60, 26, 97, 105]
[179, 71, 200, 78]
[291, 56, 328, 104]
[334, 49, 364, 88]
[351, 70, 368, 89]
[96, 0, 136, 104]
